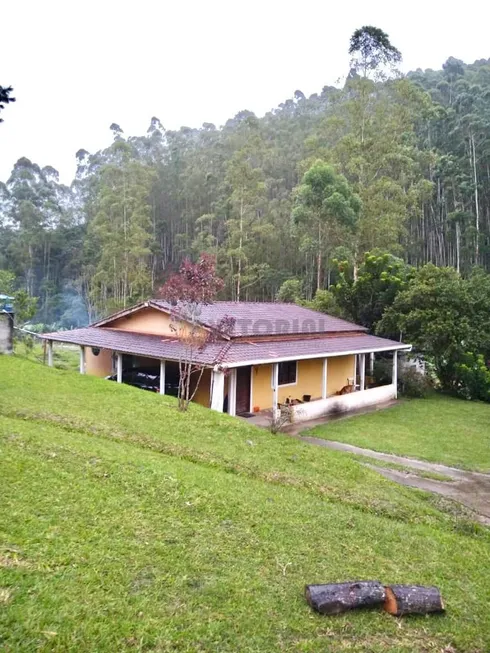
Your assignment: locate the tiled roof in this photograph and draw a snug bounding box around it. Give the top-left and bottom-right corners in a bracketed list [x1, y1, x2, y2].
[222, 334, 410, 365]
[41, 327, 230, 365]
[150, 300, 366, 336]
[42, 327, 409, 367]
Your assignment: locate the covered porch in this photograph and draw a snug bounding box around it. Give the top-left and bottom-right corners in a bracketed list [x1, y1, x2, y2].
[210, 347, 408, 423]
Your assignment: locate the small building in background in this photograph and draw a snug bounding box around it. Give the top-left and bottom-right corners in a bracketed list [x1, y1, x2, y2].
[0, 294, 14, 355]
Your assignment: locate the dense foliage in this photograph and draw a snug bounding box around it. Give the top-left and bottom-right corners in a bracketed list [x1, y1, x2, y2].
[2, 48, 490, 330]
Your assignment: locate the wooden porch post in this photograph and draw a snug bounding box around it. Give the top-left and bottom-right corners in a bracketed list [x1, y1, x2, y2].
[159, 360, 166, 395]
[79, 346, 86, 374]
[47, 340, 54, 367]
[116, 352, 123, 383]
[392, 351, 398, 399]
[322, 358, 328, 399]
[272, 362, 279, 418]
[228, 368, 237, 416]
[359, 353, 366, 391]
[210, 370, 225, 412]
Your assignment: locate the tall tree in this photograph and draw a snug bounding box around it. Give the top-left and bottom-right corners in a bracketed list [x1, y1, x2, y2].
[85, 143, 156, 314]
[0, 85, 15, 122]
[292, 161, 361, 291]
[349, 26, 402, 79]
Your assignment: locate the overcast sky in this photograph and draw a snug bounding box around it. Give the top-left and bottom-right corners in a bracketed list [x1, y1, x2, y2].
[2, 0, 490, 185]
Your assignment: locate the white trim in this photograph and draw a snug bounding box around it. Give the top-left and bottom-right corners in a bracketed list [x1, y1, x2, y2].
[159, 360, 166, 395]
[228, 368, 237, 416]
[322, 358, 327, 399]
[393, 351, 398, 399]
[249, 365, 254, 412]
[79, 346, 86, 374]
[272, 362, 279, 417]
[210, 370, 225, 412]
[224, 344, 411, 369]
[290, 384, 397, 422]
[359, 353, 366, 391]
[271, 359, 298, 388]
[116, 352, 123, 383]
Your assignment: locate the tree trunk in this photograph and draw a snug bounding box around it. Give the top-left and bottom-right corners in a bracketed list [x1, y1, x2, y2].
[237, 194, 244, 302]
[316, 221, 322, 292]
[305, 581, 386, 615]
[471, 133, 480, 265]
[384, 585, 444, 616]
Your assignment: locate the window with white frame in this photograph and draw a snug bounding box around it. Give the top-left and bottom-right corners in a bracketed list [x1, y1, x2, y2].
[277, 360, 297, 386]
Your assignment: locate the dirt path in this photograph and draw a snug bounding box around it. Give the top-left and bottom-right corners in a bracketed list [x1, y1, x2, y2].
[298, 436, 490, 525]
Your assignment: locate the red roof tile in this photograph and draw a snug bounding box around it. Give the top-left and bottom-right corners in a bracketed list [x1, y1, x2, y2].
[150, 300, 366, 336]
[42, 327, 409, 367]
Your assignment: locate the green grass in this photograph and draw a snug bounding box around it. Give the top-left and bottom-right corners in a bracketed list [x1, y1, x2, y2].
[13, 340, 80, 372]
[308, 395, 490, 472]
[1, 357, 490, 651]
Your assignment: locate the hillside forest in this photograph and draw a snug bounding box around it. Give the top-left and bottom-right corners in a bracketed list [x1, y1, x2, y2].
[2, 32, 490, 338]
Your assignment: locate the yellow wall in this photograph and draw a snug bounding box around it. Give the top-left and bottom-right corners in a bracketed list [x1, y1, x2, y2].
[327, 355, 356, 396]
[250, 355, 355, 410]
[85, 347, 113, 377]
[106, 306, 207, 339]
[107, 307, 175, 335]
[192, 368, 211, 408]
[251, 357, 325, 410]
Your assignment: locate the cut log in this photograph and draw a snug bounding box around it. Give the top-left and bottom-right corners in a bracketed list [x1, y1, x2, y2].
[384, 585, 445, 616]
[305, 581, 386, 615]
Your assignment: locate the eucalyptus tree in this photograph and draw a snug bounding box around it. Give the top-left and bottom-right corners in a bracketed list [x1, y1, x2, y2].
[0, 85, 15, 122]
[349, 26, 401, 79]
[292, 161, 361, 291]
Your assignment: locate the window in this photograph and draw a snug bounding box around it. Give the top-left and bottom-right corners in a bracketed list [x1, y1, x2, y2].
[277, 360, 297, 386]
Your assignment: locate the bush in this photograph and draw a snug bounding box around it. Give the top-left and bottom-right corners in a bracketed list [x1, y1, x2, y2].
[398, 366, 432, 398]
[455, 353, 490, 402]
[373, 358, 392, 386]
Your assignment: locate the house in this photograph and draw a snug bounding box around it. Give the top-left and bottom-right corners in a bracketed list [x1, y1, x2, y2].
[41, 300, 411, 422]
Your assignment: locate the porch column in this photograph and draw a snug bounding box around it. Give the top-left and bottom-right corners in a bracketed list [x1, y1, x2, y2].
[392, 351, 398, 398]
[322, 358, 328, 399]
[47, 340, 54, 367]
[116, 352, 123, 383]
[159, 360, 166, 395]
[359, 353, 366, 391]
[79, 346, 86, 374]
[369, 352, 375, 376]
[228, 368, 237, 416]
[210, 369, 225, 412]
[354, 354, 358, 388]
[272, 362, 279, 418]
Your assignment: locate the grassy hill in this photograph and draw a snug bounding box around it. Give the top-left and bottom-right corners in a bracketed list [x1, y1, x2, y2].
[1, 357, 490, 652]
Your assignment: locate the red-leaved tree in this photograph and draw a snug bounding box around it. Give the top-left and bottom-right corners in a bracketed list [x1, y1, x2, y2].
[159, 254, 234, 411]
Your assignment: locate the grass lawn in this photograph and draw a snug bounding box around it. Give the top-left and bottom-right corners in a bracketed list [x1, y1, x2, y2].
[307, 395, 490, 472]
[13, 340, 80, 372]
[1, 357, 490, 651]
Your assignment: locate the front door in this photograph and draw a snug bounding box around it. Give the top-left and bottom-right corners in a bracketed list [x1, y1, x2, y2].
[235, 366, 251, 415]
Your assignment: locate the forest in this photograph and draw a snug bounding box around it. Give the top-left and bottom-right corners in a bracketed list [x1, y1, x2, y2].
[2, 31, 490, 331]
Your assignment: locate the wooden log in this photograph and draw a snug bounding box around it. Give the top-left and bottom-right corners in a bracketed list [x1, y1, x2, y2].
[305, 581, 386, 615]
[384, 585, 445, 616]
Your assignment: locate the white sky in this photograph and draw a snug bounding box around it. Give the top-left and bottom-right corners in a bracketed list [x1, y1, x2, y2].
[2, 0, 490, 185]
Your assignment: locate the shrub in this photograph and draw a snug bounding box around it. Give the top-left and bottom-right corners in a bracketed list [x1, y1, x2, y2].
[455, 353, 490, 402]
[398, 366, 432, 398]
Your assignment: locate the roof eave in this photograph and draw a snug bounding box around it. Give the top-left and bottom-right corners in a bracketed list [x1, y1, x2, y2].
[222, 343, 412, 368]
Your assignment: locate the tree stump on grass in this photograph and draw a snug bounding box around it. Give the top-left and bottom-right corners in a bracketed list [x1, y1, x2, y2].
[305, 581, 386, 615]
[384, 585, 445, 616]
